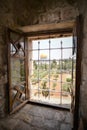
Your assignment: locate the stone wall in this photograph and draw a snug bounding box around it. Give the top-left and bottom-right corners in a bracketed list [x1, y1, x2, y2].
[78, 0, 87, 129]
[13, 0, 78, 25]
[0, 0, 79, 118]
[0, 0, 15, 117]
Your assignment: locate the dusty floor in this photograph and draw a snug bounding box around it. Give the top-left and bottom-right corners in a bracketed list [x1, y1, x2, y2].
[0, 104, 72, 130]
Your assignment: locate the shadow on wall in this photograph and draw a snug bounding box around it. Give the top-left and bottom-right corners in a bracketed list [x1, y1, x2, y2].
[78, 117, 87, 130]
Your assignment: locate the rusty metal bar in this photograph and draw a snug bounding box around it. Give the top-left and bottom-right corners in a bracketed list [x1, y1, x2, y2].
[60, 41, 63, 104]
[38, 41, 40, 98]
[49, 39, 51, 99]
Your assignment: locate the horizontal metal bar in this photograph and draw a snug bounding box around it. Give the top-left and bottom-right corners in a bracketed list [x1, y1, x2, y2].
[29, 47, 73, 51]
[30, 59, 73, 61]
[30, 77, 71, 80]
[30, 88, 71, 93]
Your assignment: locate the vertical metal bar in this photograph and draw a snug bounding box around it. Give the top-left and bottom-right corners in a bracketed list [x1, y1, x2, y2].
[38, 41, 40, 98]
[60, 41, 63, 104]
[72, 40, 74, 89]
[28, 40, 32, 100]
[49, 39, 51, 99]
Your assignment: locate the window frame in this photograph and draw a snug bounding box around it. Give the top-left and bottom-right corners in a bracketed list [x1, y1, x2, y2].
[28, 34, 73, 109]
[26, 26, 75, 110]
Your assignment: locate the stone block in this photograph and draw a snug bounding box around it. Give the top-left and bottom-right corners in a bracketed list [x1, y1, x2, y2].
[65, 113, 72, 123]
[54, 111, 66, 122]
[60, 123, 71, 130]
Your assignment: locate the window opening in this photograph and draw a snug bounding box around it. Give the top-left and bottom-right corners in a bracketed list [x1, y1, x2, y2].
[29, 36, 76, 108]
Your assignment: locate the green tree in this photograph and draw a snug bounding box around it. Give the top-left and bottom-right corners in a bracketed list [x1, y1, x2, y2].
[52, 82, 57, 90]
[33, 60, 37, 69]
[41, 81, 49, 98]
[45, 63, 47, 70]
[51, 59, 57, 69]
[62, 59, 72, 70]
[62, 78, 72, 92]
[66, 78, 72, 82]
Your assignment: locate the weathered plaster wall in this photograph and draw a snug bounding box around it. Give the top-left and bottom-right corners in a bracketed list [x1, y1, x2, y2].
[78, 0, 87, 129]
[0, 0, 15, 117]
[0, 0, 79, 118]
[13, 0, 78, 25]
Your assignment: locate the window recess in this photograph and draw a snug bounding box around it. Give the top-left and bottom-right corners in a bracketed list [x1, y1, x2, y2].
[28, 34, 76, 109]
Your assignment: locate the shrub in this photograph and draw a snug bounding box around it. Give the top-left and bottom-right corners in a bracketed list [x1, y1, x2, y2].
[62, 83, 70, 92]
[41, 81, 49, 98]
[52, 82, 57, 90]
[66, 78, 72, 82]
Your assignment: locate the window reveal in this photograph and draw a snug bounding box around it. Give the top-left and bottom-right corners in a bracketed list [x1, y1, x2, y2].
[28, 36, 76, 108]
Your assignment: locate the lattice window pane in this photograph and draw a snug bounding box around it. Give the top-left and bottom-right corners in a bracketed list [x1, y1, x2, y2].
[29, 36, 76, 108]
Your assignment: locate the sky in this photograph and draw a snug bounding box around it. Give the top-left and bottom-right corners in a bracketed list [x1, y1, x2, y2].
[32, 36, 73, 60]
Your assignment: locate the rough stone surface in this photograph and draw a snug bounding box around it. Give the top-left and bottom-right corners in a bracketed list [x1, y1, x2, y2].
[0, 104, 71, 130]
[78, 0, 87, 129]
[60, 124, 71, 130]
[0, 0, 87, 129]
[0, 0, 79, 118]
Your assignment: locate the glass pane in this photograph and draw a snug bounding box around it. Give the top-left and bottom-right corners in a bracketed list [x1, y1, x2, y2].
[10, 38, 25, 57]
[62, 72, 72, 83]
[62, 82, 71, 93]
[20, 42, 24, 49]
[30, 89, 39, 100]
[63, 49, 72, 59]
[39, 61, 49, 70]
[62, 91, 71, 107]
[50, 81, 61, 92]
[40, 81, 49, 90]
[50, 70, 59, 81]
[50, 92, 61, 104]
[40, 39, 49, 49]
[10, 57, 26, 109]
[39, 90, 49, 102]
[32, 61, 38, 70]
[62, 36, 72, 48]
[30, 69, 38, 89]
[32, 40, 38, 50]
[50, 50, 61, 60]
[11, 58, 25, 85]
[62, 59, 72, 71]
[39, 70, 49, 80]
[30, 79, 39, 89]
[20, 60, 25, 81]
[50, 38, 61, 49]
[10, 43, 16, 55]
[30, 36, 74, 107]
[18, 48, 24, 57]
[18, 40, 25, 57]
[40, 50, 49, 60]
[32, 51, 38, 60]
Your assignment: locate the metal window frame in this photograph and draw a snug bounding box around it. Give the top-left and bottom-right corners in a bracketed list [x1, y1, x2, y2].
[28, 34, 75, 109]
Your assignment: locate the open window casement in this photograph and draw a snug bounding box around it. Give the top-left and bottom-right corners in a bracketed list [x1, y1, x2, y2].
[7, 29, 29, 114]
